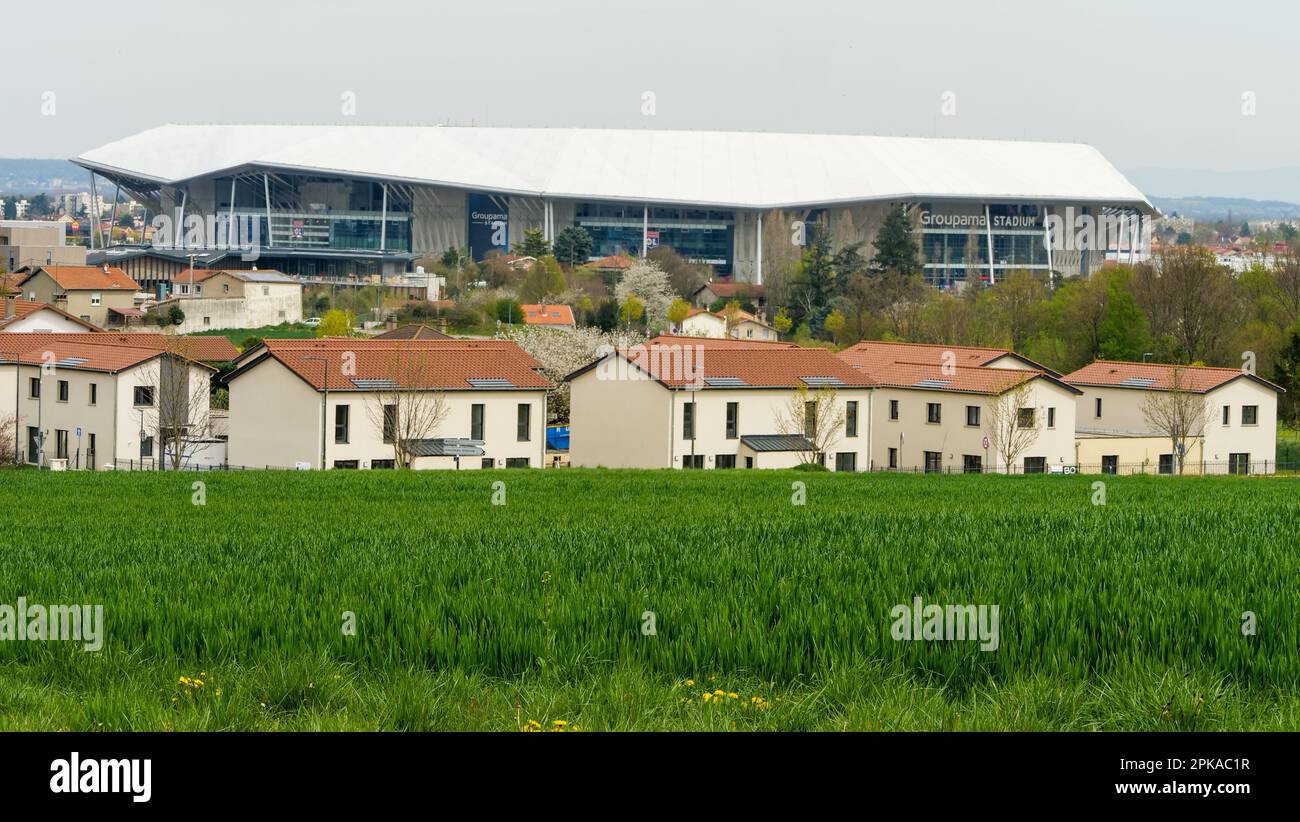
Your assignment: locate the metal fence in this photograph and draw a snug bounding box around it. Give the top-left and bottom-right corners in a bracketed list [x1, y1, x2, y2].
[868, 460, 1298, 476]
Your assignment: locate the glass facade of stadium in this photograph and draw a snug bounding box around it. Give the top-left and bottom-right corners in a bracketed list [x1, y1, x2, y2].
[87, 166, 1147, 287]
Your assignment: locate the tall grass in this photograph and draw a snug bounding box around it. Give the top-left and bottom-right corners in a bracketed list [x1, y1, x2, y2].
[0, 470, 1296, 729]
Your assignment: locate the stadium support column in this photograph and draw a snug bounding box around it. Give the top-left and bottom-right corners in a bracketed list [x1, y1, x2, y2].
[228, 178, 237, 248]
[87, 171, 97, 250]
[263, 174, 273, 249]
[642, 206, 648, 257]
[755, 210, 763, 285]
[177, 188, 188, 250]
[984, 204, 995, 286]
[1129, 212, 1140, 265]
[380, 183, 388, 252]
[106, 183, 120, 250]
[1043, 204, 1053, 279]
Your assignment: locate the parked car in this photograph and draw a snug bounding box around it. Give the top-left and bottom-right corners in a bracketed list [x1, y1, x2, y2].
[303, 317, 321, 327]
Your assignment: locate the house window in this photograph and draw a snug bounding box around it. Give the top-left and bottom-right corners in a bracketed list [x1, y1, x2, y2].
[835, 452, 857, 472]
[965, 405, 980, 427]
[89, 383, 97, 405]
[682, 401, 696, 440]
[1158, 454, 1174, 475]
[1242, 405, 1258, 425]
[888, 447, 898, 469]
[845, 401, 858, 437]
[1229, 453, 1250, 474]
[1047, 407, 1056, 429]
[26, 427, 39, 463]
[1024, 456, 1046, 474]
[725, 402, 738, 439]
[371, 459, 395, 469]
[134, 385, 155, 407]
[745, 456, 754, 469]
[505, 457, 530, 468]
[481, 458, 495, 469]
[222, 283, 230, 293]
[517, 403, 531, 442]
[1222, 405, 1230, 425]
[203, 316, 211, 326]
[803, 401, 817, 439]
[88, 433, 96, 461]
[926, 403, 941, 424]
[90, 293, 101, 306]
[57, 380, 68, 402]
[716, 454, 737, 469]
[889, 399, 899, 420]
[382, 404, 397, 444]
[262, 286, 270, 296]
[1017, 407, 1035, 428]
[962, 454, 983, 473]
[334, 404, 350, 444]
[140, 436, 154, 459]
[471, 403, 485, 441]
[1094, 397, 1102, 418]
[682, 454, 704, 469]
[1101, 455, 1118, 475]
[56, 429, 68, 460]
[332, 460, 359, 469]
[29, 377, 39, 399]
[923, 451, 943, 473]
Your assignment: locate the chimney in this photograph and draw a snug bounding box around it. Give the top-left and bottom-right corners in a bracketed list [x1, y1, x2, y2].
[4, 294, 14, 320]
[102, 264, 109, 273]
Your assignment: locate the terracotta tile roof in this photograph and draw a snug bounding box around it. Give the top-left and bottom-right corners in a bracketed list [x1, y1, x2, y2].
[29, 265, 139, 292]
[589, 255, 634, 270]
[578, 345, 875, 389]
[1, 331, 238, 362]
[521, 304, 575, 326]
[1064, 360, 1283, 393]
[838, 339, 1059, 376]
[646, 334, 797, 349]
[0, 339, 162, 373]
[0, 299, 103, 331]
[1, 272, 26, 294]
[694, 281, 765, 296]
[372, 324, 452, 340]
[857, 360, 1063, 395]
[242, 337, 551, 391]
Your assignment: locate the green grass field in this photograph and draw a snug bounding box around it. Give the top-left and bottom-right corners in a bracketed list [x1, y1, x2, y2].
[1, 470, 1297, 731]
[190, 322, 319, 347]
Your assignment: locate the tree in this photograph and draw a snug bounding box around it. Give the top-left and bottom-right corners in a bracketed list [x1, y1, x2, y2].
[139, 339, 216, 469]
[493, 298, 524, 324]
[1141, 366, 1211, 475]
[668, 298, 691, 330]
[619, 295, 644, 329]
[1274, 326, 1300, 426]
[772, 307, 793, 336]
[118, 213, 134, 229]
[316, 309, 355, 337]
[791, 227, 837, 335]
[870, 204, 920, 275]
[521, 255, 567, 303]
[1132, 247, 1239, 362]
[721, 299, 743, 335]
[593, 298, 619, 331]
[1096, 271, 1151, 361]
[0, 413, 15, 465]
[988, 269, 1048, 352]
[648, 245, 710, 299]
[614, 260, 675, 331]
[365, 350, 451, 469]
[502, 325, 646, 423]
[775, 385, 846, 465]
[985, 379, 1041, 473]
[512, 227, 551, 258]
[553, 226, 593, 268]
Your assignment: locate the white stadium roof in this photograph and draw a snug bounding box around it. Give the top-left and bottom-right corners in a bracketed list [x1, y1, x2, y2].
[74, 124, 1151, 211]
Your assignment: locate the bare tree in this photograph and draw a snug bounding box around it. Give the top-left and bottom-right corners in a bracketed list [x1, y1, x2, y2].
[1141, 366, 1210, 475]
[140, 337, 216, 469]
[0, 413, 15, 465]
[776, 384, 846, 465]
[365, 350, 451, 468]
[985, 380, 1040, 473]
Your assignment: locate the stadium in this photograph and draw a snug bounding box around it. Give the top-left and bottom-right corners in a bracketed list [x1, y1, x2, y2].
[73, 125, 1153, 288]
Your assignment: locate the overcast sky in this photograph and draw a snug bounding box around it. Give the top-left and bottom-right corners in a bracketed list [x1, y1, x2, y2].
[1, 0, 1294, 179]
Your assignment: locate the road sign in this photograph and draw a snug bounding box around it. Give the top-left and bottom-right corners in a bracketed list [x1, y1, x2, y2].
[75, 427, 82, 438]
[439, 438, 485, 457]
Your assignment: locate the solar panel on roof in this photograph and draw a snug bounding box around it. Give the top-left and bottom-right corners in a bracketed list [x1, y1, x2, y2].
[467, 378, 514, 389]
[351, 378, 398, 389]
[703, 376, 748, 387]
[55, 357, 89, 367]
[800, 376, 845, 387]
[913, 378, 952, 388]
[1120, 377, 1157, 387]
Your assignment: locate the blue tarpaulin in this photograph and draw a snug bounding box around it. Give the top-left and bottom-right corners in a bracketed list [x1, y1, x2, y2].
[546, 426, 570, 450]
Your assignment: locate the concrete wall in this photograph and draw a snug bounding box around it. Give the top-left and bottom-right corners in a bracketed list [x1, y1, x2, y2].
[167, 290, 302, 333]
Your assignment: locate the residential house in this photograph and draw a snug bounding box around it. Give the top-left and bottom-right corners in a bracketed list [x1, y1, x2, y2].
[163, 269, 303, 332]
[16, 264, 140, 328]
[224, 338, 550, 469]
[0, 220, 87, 273]
[679, 307, 776, 340]
[0, 336, 215, 469]
[567, 337, 874, 470]
[0, 295, 103, 332]
[1065, 360, 1282, 474]
[691, 281, 766, 312]
[521, 304, 575, 328]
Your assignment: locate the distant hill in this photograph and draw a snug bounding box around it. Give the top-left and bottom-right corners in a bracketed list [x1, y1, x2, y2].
[1126, 166, 1300, 207]
[1147, 195, 1300, 222]
[0, 159, 89, 194]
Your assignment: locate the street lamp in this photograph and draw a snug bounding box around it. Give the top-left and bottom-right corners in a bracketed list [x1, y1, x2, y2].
[303, 355, 329, 469]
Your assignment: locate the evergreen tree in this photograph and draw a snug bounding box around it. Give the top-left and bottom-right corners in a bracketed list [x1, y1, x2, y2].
[512, 228, 551, 258]
[1275, 326, 1300, 426]
[871, 204, 920, 275]
[553, 226, 593, 268]
[791, 227, 837, 335]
